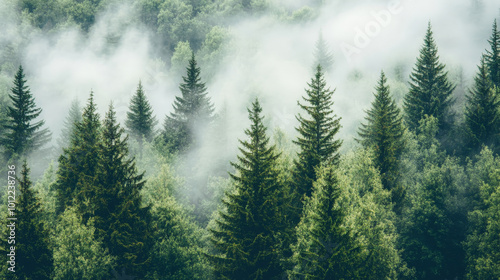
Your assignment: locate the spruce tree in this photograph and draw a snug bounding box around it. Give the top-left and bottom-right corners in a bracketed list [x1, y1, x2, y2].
[293, 64, 342, 199]
[15, 162, 53, 279]
[403, 23, 455, 132]
[92, 104, 152, 278]
[125, 81, 157, 145]
[290, 166, 362, 279]
[57, 98, 82, 151]
[55, 92, 100, 214]
[1, 65, 51, 160]
[163, 52, 214, 152]
[209, 99, 283, 280]
[312, 32, 334, 72]
[464, 56, 500, 154]
[485, 19, 500, 87]
[358, 71, 405, 210]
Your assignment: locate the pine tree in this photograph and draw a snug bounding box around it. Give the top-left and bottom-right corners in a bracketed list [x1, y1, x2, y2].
[464, 56, 500, 154]
[290, 166, 362, 279]
[15, 162, 53, 279]
[403, 23, 455, 132]
[209, 99, 283, 280]
[293, 64, 342, 199]
[57, 98, 82, 151]
[358, 71, 405, 210]
[1, 65, 51, 160]
[92, 103, 152, 278]
[163, 52, 214, 152]
[55, 92, 101, 214]
[312, 31, 334, 72]
[125, 81, 157, 145]
[485, 19, 500, 87]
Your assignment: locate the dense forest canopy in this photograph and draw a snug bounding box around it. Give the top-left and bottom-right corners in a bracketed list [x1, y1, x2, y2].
[1, 0, 500, 279]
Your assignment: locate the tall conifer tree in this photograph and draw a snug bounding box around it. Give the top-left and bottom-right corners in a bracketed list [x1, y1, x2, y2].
[126, 81, 157, 145]
[403, 23, 455, 132]
[57, 99, 82, 151]
[92, 104, 152, 278]
[290, 167, 362, 279]
[55, 92, 100, 214]
[209, 99, 283, 280]
[485, 19, 500, 87]
[293, 64, 342, 200]
[1, 66, 51, 159]
[358, 71, 405, 209]
[464, 56, 500, 154]
[312, 32, 334, 72]
[163, 52, 214, 151]
[15, 162, 53, 279]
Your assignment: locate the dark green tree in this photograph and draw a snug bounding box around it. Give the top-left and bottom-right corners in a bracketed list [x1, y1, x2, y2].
[15, 162, 53, 279]
[91, 104, 153, 278]
[485, 19, 500, 87]
[126, 81, 157, 146]
[403, 23, 455, 132]
[464, 56, 500, 154]
[57, 98, 82, 151]
[1, 65, 51, 160]
[289, 166, 362, 279]
[358, 71, 405, 210]
[162, 52, 214, 152]
[293, 64, 342, 199]
[208, 99, 283, 280]
[55, 92, 101, 214]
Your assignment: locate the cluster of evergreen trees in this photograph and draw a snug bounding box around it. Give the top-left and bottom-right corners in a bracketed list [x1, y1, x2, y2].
[1, 18, 500, 280]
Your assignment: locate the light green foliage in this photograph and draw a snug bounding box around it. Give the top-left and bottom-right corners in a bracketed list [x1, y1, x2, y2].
[465, 148, 500, 279]
[171, 41, 193, 77]
[337, 149, 402, 279]
[198, 25, 231, 79]
[157, 0, 208, 51]
[142, 160, 210, 280]
[291, 150, 402, 279]
[53, 207, 116, 280]
[33, 162, 57, 228]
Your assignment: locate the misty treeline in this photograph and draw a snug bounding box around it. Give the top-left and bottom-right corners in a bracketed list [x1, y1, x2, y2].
[0, 1, 500, 280]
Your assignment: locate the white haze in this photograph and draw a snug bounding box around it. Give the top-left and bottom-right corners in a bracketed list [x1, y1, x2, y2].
[1, 0, 500, 155]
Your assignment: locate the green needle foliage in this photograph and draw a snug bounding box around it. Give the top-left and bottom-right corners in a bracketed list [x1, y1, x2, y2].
[163, 52, 214, 152]
[15, 162, 53, 280]
[290, 166, 361, 280]
[93, 103, 153, 278]
[53, 207, 116, 280]
[55, 92, 101, 215]
[209, 99, 283, 280]
[464, 56, 500, 154]
[126, 81, 157, 145]
[293, 64, 342, 200]
[57, 98, 82, 151]
[358, 71, 405, 211]
[1, 65, 51, 160]
[403, 23, 455, 133]
[486, 19, 500, 87]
